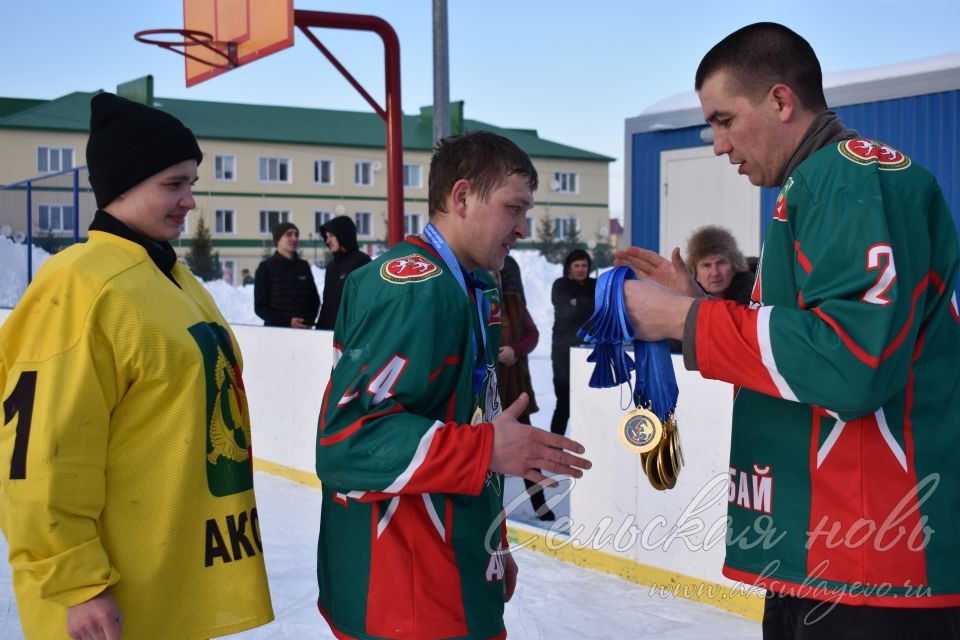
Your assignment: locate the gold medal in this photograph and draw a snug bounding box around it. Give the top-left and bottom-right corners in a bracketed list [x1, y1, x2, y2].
[471, 406, 483, 426]
[657, 443, 677, 489]
[617, 407, 663, 455]
[644, 448, 668, 490]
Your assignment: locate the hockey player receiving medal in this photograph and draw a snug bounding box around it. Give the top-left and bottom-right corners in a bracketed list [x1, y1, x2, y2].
[618, 23, 960, 640]
[315, 131, 592, 639]
[0, 93, 273, 639]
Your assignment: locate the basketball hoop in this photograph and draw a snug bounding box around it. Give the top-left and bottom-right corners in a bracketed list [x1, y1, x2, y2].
[134, 28, 237, 69]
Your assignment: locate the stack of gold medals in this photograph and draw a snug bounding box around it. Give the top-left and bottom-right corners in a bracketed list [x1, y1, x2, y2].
[577, 265, 684, 491]
[617, 405, 684, 490]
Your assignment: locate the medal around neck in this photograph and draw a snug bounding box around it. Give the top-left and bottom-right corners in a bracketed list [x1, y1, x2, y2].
[578, 266, 685, 490]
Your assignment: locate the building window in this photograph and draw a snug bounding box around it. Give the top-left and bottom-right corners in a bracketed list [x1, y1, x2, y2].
[38, 204, 74, 231]
[315, 210, 333, 234]
[354, 161, 373, 186]
[179, 213, 189, 234]
[355, 212, 372, 237]
[526, 216, 534, 240]
[554, 171, 579, 194]
[314, 159, 334, 185]
[37, 146, 74, 174]
[215, 209, 236, 234]
[259, 157, 291, 183]
[554, 217, 578, 240]
[259, 210, 291, 233]
[214, 155, 236, 181]
[404, 213, 421, 236]
[403, 164, 422, 188]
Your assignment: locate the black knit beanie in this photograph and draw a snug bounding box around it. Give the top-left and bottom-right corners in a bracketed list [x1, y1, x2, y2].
[272, 221, 298, 245]
[86, 92, 203, 209]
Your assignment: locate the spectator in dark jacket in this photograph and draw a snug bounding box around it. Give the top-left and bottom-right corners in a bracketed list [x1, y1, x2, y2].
[254, 222, 320, 328]
[550, 248, 596, 436]
[315, 215, 371, 330]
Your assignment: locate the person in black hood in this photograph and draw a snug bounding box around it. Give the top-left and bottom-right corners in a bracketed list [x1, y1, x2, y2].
[254, 222, 320, 328]
[316, 215, 372, 330]
[550, 248, 596, 435]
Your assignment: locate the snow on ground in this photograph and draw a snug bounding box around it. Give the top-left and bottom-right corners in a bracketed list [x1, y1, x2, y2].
[0, 244, 760, 638]
[0, 237, 52, 308]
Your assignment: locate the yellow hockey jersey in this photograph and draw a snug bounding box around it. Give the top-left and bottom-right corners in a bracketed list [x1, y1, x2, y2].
[0, 231, 273, 639]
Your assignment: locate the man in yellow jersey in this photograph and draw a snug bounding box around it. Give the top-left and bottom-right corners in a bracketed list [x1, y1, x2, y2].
[0, 93, 274, 639]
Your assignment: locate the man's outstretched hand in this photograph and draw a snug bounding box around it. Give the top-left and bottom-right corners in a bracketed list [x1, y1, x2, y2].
[489, 394, 591, 486]
[615, 246, 704, 298]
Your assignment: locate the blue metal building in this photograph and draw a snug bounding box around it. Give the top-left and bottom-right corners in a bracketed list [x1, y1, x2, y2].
[623, 52, 960, 254]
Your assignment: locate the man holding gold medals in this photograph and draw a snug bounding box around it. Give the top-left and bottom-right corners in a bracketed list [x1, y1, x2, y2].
[616, 21, 960, 640]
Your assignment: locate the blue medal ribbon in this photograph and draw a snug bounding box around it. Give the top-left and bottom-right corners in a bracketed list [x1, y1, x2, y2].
[423, 223, 488, 396]
[577, 266, 678, 422]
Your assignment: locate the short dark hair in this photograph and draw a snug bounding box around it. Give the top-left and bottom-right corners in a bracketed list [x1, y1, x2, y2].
[428, 130, 538, 216]
[695, 22, 827, 112]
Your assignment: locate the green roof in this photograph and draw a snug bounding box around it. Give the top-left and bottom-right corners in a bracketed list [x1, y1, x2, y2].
[0, 97, 46, 119]
[0, 91, 613, 162]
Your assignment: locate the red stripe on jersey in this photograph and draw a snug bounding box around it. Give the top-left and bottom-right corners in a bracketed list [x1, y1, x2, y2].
[806, 409, 927, 588]
[696, 300, 783, 396]
[445, 393, 457, 422]
[927, 270, 946, 295]
[751, 256, 763, 303]
[318, 403, 405, 446]
[406, 235, 443, 261]
[793, 241, 813, 274]
[811, 307, 880, 368]
[811, 271, 942, 369]
[317, 601, 361, 639]
[429, 356, 464, 383]
[879, 272, 943, 362]
[366, 497, 468, 638]
[318, 379, 334, 434]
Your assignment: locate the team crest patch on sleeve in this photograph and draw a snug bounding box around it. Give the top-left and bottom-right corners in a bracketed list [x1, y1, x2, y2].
[838, 139, 911, 170]
[488, 298, 502, 325]
[380, 253, 441, 283]
[772, 192, 788, 222]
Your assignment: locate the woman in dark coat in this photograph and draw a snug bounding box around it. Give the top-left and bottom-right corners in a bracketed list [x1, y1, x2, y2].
[550, 248, 596, 436]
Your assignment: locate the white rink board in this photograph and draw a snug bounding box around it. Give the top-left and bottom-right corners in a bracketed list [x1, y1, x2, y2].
[0, 312, 740, 589]
[567, 346, 739, 587]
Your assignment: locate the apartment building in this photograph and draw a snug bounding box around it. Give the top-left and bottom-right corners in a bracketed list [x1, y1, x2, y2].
[0, 79, 612, 283]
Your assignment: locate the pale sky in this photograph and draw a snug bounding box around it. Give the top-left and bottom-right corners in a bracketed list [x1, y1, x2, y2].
[3, 0, 959, 220]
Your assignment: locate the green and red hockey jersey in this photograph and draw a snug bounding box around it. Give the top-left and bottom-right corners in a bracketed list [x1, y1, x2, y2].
[693, 138, 960, 606]
[315, 236, 510, 639]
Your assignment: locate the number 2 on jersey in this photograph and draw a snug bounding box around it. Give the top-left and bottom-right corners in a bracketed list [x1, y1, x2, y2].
[2, 371, 37, 479]
[863, 244, 896, 305]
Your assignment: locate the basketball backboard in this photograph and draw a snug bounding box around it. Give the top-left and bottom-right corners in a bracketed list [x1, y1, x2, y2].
[182, 0, 293, 86]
